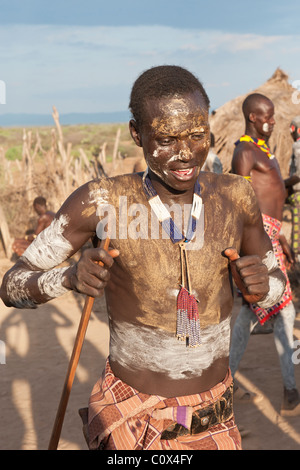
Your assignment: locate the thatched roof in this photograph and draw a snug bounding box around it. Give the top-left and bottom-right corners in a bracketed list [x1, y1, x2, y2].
[210, 68, 300, 175]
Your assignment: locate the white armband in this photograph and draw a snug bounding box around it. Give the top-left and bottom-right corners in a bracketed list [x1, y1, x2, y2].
[37, 266, 70, 299]
[5, 215, 73, 309]
[261, 250, 278, 273]
[22, 215, 73, 270]
[6, 270, 38, 309]
[5, 266, 70, 309]
[257, 250, 286, 309]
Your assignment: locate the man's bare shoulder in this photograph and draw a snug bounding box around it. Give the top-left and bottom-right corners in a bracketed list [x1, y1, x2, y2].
[201, 170, 250, 188]
[56, 173, 142, 220]
[73, 172, 142, 196]
[90, 172, 143, 196]
[232, 141, 260, 175]
[233, 141, 258, 160]
[201, 171, 256, 207]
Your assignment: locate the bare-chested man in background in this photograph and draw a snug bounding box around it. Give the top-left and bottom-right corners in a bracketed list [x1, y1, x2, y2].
[12, 196, 55, 256]
[0, 68, 286, 450]
[230, 93, 300, 416]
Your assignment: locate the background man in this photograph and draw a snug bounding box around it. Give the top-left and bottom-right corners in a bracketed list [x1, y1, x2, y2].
[201, 132, 223, 173]
[12, 196, 55, 256]
[230, 93, 300, 416]
[31, 196, 55, 239]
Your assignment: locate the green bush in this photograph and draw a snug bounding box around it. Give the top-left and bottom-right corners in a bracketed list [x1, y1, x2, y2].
[5, 146, 22, 161]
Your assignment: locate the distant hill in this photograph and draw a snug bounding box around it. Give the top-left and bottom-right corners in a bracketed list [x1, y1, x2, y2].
[0, 110, 130, 127]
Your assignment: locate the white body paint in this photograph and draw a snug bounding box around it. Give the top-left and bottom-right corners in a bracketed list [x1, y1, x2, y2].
[257, 275, 285, 309]
[37, 266, 70, 298]
[6, 270, 37, 308]
[109, 317, 231, 380]
[262, 250, 278, 272]
[88, 187, 109, 207]
[6, 215, 73, 307]
[22, 215, 72, 270]
[257, 250, 285, 308]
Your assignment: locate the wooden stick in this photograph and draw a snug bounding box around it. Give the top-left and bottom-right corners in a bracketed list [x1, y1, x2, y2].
[48, 237, 110, 450]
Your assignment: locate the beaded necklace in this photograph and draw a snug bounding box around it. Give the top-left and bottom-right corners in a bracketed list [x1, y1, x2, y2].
[142, 170, 203, 347]
[235, 134, 275, 159]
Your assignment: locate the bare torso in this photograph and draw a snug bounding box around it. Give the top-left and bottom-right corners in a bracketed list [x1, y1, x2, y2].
[1, 171, 271, 398]
[89, 172, 263, 396]
[232, 142, 286, 221]
[35, 211, 55, 235]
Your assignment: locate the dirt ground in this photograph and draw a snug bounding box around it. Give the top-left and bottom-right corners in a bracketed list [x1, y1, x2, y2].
[1, 254, 300, 451]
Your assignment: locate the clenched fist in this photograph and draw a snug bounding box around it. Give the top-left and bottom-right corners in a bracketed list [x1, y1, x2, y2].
[224, 247, 269, 304]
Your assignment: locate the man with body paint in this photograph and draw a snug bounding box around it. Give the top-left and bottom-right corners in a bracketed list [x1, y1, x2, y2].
[230, 93, 300, 416]
[0, 67, 286, 450]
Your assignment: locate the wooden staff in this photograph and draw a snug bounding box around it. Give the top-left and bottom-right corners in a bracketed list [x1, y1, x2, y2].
[48, 237, 110, 450]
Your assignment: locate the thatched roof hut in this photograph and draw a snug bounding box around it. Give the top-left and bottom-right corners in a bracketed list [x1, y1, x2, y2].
[210, 68, 300, 175]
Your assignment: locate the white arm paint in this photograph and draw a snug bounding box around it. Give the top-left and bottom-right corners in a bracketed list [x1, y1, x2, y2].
[5, 215, 73, 308]
[257, 250, 286, 308]
[22, 215, 73, 270]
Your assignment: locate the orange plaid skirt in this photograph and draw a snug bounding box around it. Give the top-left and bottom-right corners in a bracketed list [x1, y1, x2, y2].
[87, 359, 241, 450]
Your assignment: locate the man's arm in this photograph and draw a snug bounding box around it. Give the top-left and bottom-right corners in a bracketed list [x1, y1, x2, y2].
[224, 187, 286, 307]
[284, 175, 300, 189]
[0, 183, 119, 308]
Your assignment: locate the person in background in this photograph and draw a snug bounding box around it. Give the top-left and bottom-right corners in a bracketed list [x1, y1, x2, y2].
[201, 132, 223, 174]
[230, 93, 300, 416]
[12, 196, 55, 256]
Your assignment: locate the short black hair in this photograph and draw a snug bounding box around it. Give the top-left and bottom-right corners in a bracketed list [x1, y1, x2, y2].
[129, 65, 210, 129]
[33, 196, 46, 206]
[242, 93, 272, 120]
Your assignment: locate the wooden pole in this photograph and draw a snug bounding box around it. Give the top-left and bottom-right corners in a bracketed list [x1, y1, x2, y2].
[112, 128, 121, 170]
[0, 204, 12, 259]
[48, 237, 110, 450]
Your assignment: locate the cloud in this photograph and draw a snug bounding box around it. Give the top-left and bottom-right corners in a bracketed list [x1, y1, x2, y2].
[179, 31, 283, 53]
[0, 24, 300, 114]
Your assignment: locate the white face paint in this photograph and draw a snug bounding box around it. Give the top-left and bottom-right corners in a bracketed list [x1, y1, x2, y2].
[262, 122, 269, 133]
[109, 317, 231, 380]
[168, 152, 185, 163]
[22, 215, 73, 270]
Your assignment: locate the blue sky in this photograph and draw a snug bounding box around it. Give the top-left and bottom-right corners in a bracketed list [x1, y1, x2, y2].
[1, 0, 300, 121]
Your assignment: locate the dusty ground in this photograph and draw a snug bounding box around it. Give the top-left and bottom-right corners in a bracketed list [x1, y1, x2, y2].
[1, 254, 300, 451]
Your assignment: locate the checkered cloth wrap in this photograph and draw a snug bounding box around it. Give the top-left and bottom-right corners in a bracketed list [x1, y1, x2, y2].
[87, 358, 241, 450]
[250, 213, 293, 324]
